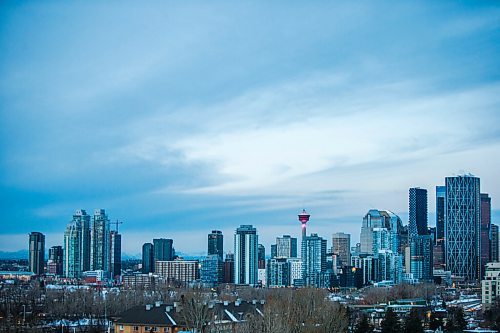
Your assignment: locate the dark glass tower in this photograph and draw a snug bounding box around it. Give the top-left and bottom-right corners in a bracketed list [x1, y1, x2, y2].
[409, 188, 428, 237]
[29, 232, 45, 275]
[48, 245, 64, 276]
[436, 186, 446, 241]
[481, 193, 491, 277]
[142, 243, 154, 273]
[258, 244, 266, 269]
[153, 238, 173, 262]
[110, 231, 121, 278]
[208, 230, 223, 259]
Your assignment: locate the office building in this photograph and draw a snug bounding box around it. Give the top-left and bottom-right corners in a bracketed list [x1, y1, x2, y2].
[109, 230, 121, 278]
[29, 232, 45, 275]
[267, 258, 291, 287]
[301, 233, 327, 287]
[409, 188, 428, 237]
[287, 258, 303, 286]
[482, 262, 500, 309]
[445, 174, 481, 282]
[72, 209, 91, 272]
[47, 246, 63, 276]
[258, 244, 266, 269]
[270, 244, 277, 258]
[409, 188, 433, 281]
[155, 260, 199, 285]
[491, 224, 499, 263]
[481, 193, 491, 277]
[332, 232, 351, 268]
[436, 186, 446, 242]
[200, 254, 224, 286]
[276, 235, 298, 258]
[234, 225, 258, 285]
[224, 253, 235, 283]
[91, 209, 110, 272]
[208, 230, 223, 259]
[142, 243, 155, 273]
[153, 238, 174, 262]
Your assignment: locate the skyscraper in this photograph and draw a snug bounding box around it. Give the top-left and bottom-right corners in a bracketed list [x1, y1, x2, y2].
[142, 243, 155, 273]
[224, 253, 235, 283]
[267, 258, 291, 287]
[409, 188, 428, 237]
[29, 232, 45, 275]
[436, 186, 446, 241]
[64, 221, 82, 278]
[200, 254, 224, 285]
[301, 233, 327, 287]
[91, 209, 110, 272]
[72, 209, 91, 272]
[208, 230, 223, 259]
[109, 230, 121, 278]
[258, 244, 266, 269]
[409, 188, 433, 281]
[47, 245, 63, 276]
[153, 238, 174, 262]
[445, 174, 481, 282]
[481, 193, 492, 277]
[276, 235, 298, 258]
[234, 225, 258, 285]
[332, 232, 351, 267]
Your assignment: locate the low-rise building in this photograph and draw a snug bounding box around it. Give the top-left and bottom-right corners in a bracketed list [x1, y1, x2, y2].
[482, 262, 500, 309]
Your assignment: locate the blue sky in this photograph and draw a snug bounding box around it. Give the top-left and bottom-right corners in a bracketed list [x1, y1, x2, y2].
[1, 1, 500, 256]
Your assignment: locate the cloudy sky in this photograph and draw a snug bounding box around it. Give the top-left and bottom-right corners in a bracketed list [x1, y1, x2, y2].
[1, 1, 499, 256]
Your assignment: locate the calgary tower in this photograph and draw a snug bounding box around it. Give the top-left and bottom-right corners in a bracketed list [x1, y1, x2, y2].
[298, 209, 310, 240]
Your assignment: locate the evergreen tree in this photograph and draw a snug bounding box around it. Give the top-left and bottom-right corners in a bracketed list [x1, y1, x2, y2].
[429, 312, 444, 331]
[445, 307, 467, 332]
[354, 313, 372, 333]
[380, 308, 400, 333]
[403, 309, 423, 333]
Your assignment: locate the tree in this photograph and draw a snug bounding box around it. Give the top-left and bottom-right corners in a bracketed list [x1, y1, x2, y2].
[429, 312, 444, 331]
[403, 309, 423, 333]
[380, 308, 400, 333]
[445, 307, 467, 332]
[354, 313, 372, 333]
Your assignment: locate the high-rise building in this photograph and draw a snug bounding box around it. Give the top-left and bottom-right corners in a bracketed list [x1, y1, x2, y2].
[409, 188, 428, 237]
[359, 210, 403, 283]
[153, 238, 174, 262]
[301, 233, 327, 287]
[208, 230, 223, 259]
[72, 209, 91, 272]
[481, 193, 492, 277]
[142, 243, 155, 273]
[409, 188, 433, 281]
[332, 232, 351, 268]
[91, 209, 110, 273]
[276, 235, 298, 258]
[445, 174, 481, 282]
[234, 225, 258, 285]
[29, 232, 45, 275]
[47, 245, 63, 276]
[270, 244, 277, 258]
[267, 258, 291, 287]
[224, 253, 235, 283]
[64, 221, 82, 278]
[491, 224, 499, 263]
[436, 186, 446, 242]
[200, 254, 224, 286]
[109, 230, 121, 278]
[258, 244, 266, 269]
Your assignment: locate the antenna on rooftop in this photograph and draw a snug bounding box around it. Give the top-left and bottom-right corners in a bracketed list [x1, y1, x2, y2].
[113, 219, 123, 233]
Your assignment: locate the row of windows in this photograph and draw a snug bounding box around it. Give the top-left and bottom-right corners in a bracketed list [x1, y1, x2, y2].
[120, 325, 169, 333]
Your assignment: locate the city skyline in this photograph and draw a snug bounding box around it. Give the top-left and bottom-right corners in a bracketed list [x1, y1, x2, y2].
[1, 2, 500, 255]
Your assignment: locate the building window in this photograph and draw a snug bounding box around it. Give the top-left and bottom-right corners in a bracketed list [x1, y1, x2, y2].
[133, 327, 139, 331]
[119, 325, 124, 331]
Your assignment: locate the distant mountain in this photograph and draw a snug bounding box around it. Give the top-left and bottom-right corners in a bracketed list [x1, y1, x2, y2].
[0, 250, 29, 259]
[122, 253, 141, 260]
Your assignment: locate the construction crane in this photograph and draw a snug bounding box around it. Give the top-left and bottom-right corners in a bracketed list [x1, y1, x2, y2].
[112, 219, 123, 233]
